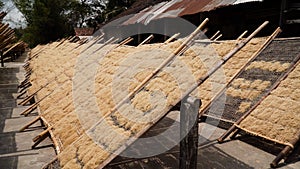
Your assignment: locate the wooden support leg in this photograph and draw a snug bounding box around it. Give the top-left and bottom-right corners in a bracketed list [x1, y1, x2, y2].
[18, 78, 29, 88]
[270, 145, 293, 168]
[19, 83, 32, 93]
[20, 103, 37, 116]
[17, 90, 27, 99]
[32, 132, 50, 149]
[218, 125, 237, 143]
[19, 95, 35, 106]
[20, 116, 41, 132]
[33, 126, 53, 142]
[180, 96, 201, 169]
[230, 128, 240, 140]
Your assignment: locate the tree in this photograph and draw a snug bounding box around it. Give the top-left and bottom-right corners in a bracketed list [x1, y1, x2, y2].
[13, 0, 137, 47]
[14, 0, 89, 47]
[0, 1, 3, 9]
[104, 0, 136, 21]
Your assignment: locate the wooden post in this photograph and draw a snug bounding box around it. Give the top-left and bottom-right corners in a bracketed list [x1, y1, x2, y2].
[180, 96, 201, 169]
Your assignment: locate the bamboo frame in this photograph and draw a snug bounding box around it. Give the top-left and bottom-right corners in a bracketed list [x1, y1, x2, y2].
[218, 54, 300, 167]
[218, 53, 300, 143]
[200, 27, 282, 119]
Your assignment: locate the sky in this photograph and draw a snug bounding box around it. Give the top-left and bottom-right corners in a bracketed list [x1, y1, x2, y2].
[1, 0, 26, 28]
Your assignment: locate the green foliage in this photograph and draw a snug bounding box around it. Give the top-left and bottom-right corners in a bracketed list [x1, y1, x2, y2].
[104, 0, 136, 21]
[13, 0, 136, 47]
[13, 0, 78, 47]
[0, 1, 3, 9]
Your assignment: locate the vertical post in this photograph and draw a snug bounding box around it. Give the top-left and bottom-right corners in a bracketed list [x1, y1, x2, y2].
[180, 96, 201, 169]
[0, 50, 4, 67]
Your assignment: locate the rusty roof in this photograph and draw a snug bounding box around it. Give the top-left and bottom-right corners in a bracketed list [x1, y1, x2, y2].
[74, 27, 95, 36]
[122, 0, 264, 25]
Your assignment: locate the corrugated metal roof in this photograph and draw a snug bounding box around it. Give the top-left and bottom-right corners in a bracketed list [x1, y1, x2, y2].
[122, 0, 264, 25]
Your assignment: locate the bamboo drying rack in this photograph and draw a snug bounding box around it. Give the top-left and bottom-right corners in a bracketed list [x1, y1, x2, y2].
[218, 54, 300, 168]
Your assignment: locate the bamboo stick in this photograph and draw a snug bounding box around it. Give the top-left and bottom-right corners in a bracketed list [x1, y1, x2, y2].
[200, 27, 282, 118]
[210, 30, 220, 40]
[33, 126, 53, 142]
[165, 33, 180, 43]
[20, 93, 51, 116]
[213, 34, 222, 41]
[20, 116, 41, 132]
[118, 37, 134, 46]
[218, 52, 300, 143]
[19, 94, 35, 106]
[138, 34, 154, 46]
[75, 34, 104, 54]
[17, 90, 27, 99]
[236, 30, 248, 41]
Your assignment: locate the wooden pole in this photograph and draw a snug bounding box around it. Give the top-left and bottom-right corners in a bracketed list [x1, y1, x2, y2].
[200, 27, 282, 118]
[180, 96, 201, 169]
[213, 34, 222, 41]
[20, 116, 41, 132]
[138, 34, 154, 46]
[271, 133, 300, 168]
[119, 37, 134, 46]
[210, 30, 220, 40]
[236, 30, 248, 41]
[33, 126, 54, 142]
[165, 33, 180, 43]
[218, 53, 300, 143]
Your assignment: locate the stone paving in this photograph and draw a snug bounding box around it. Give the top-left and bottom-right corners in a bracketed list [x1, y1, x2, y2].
[0, 53, 56, 169]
